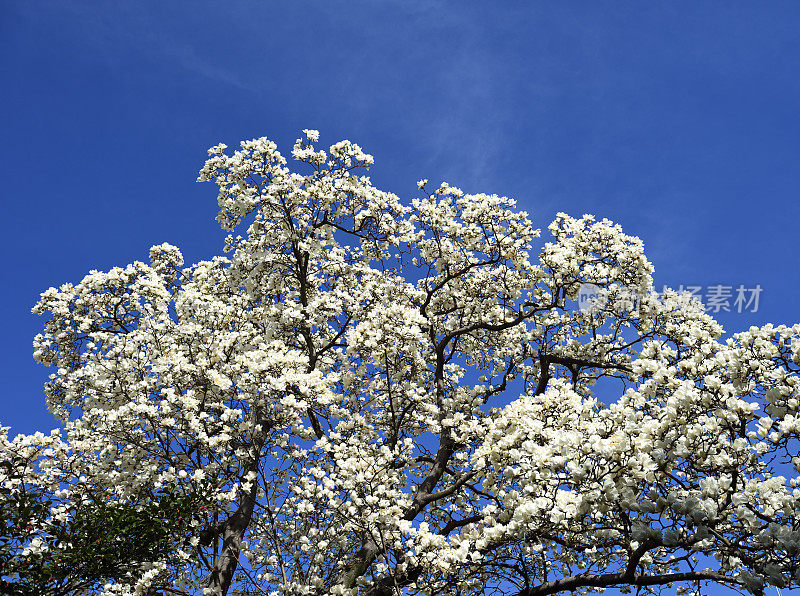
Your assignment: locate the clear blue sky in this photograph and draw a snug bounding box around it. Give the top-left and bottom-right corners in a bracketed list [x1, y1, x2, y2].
[2, 3, 799, 593]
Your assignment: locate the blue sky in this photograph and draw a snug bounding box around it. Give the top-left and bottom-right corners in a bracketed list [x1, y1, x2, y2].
[2, 2, 800, 593]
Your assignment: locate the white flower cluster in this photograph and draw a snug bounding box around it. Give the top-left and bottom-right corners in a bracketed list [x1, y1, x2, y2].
[6, 131, 798, 596]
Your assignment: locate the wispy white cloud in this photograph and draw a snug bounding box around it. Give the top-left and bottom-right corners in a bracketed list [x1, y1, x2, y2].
[13, 1, 256, 92]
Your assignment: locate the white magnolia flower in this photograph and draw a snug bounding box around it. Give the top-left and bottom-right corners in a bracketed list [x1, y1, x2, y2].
[7, 131, 797, 596]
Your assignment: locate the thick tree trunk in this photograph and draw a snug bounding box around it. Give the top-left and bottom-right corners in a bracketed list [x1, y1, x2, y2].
[207, 474, 259, 595]
[207, 422, 270, 596]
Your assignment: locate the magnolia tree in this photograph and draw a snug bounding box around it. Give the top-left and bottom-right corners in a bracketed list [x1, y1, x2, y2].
[3, 130, 800, 596]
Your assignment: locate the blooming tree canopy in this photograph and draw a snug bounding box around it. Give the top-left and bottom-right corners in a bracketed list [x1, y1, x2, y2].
[4, 130, 800, 596]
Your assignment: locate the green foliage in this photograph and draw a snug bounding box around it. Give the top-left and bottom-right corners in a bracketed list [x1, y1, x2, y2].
[1, 457, 210, 595]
